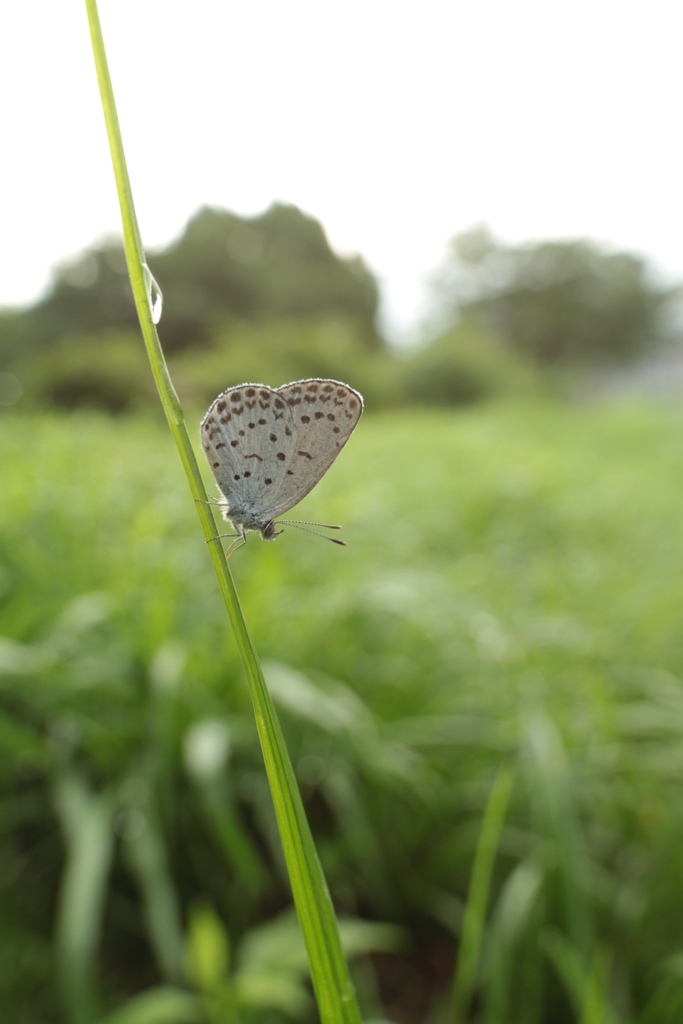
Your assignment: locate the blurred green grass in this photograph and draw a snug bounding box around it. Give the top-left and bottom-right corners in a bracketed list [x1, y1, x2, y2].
[2, 399, 683, 1022]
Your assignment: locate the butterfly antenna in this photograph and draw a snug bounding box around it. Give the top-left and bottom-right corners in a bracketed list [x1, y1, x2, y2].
[278, 519, 343, 530]
[282, 521, 347, 546]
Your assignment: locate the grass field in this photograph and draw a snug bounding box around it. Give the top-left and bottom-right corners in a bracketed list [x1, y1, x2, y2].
[2, 399, 683, 1023]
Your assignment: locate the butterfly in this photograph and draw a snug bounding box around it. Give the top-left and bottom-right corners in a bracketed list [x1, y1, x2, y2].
[200, 378, 363, 553]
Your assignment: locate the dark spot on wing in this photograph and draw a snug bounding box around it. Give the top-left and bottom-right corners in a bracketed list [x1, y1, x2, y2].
[273, 397, 286, 419]
[277, 452, 285, 461]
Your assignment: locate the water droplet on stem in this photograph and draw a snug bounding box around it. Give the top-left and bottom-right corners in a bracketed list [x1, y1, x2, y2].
[142, 263, 163, 324]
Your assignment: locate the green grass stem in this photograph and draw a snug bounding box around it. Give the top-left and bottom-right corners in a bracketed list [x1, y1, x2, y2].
[54, 772, 116, 1024]
[83, 3, 363, 1020]
[451, 765, 515, 1023]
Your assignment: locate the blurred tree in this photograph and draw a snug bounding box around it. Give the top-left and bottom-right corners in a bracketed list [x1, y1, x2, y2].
[0, 244, 136, 361]
[0, 204, 385, 410]
[431, 226, 679, 366]
[152, 204, 382, 350]
[403, 316, 540, 406]
[0, 203, 382, 363]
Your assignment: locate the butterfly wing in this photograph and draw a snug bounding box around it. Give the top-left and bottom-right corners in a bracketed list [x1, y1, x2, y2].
[264, 378, 363, 517]
[200, 383, 298, 520]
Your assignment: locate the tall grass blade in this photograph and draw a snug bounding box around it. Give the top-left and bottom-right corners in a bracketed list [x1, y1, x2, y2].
[54, 772, 115, 1024]
[451, 764, 515, 1024]
[123, 811, 186, 984]
[541, 931, 621, 1024]
[83, 2, 362, 1020]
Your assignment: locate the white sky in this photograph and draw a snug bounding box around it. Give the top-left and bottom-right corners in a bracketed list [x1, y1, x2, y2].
[1, 0, 681, 341]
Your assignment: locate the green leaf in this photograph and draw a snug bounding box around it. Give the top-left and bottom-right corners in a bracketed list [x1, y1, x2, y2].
[186, 904, 230, 994]
[95, 987, 205, 1024]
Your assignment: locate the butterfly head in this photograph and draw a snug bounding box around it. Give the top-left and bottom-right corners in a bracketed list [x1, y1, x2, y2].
[260, 520, 283, 542]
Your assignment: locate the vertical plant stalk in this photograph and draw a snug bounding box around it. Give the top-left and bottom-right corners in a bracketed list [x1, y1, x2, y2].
[54, 774, 116, 1024]
[84, 3, 362, 1021]
[451, 765, 515, 1024]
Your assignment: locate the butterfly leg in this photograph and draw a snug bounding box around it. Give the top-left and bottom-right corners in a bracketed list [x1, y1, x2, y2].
[225, 528, 248, 559]
[206, 529, 247, 559]
[195, 496, 225, 507]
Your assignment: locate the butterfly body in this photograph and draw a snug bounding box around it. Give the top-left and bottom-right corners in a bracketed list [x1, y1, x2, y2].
[200, 378, 363, 547]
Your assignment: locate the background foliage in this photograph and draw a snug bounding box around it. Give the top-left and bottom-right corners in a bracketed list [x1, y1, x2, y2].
[429, 225, 679, 367]
[2, 206, 683, 1022]
[4, 205, 678, 417]
[4, 403, 683, 1023]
